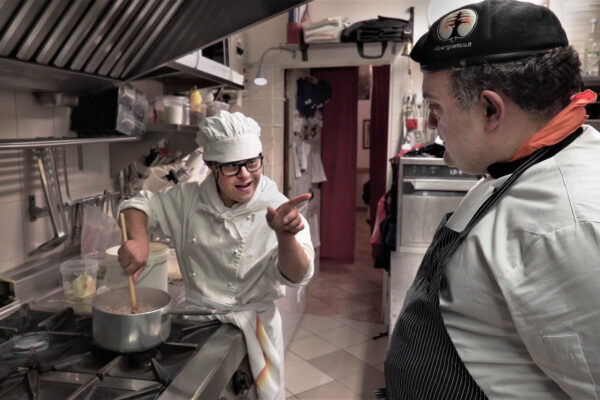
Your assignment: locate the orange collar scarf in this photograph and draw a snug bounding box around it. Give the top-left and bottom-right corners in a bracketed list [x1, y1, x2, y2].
[510, 89, 597, 161]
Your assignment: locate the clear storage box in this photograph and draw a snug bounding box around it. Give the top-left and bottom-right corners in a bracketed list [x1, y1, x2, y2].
[60, 259, 99, 301]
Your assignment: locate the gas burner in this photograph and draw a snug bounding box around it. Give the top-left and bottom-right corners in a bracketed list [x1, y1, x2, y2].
[126, 348, 157, 369]
[11, 333, 49, 355]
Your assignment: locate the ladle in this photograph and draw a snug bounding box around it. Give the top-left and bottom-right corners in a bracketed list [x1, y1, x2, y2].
[118, 213, 139, 314]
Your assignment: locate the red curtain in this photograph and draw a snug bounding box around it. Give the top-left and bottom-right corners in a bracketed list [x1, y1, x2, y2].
[312, 67, 359, 264]
[369, 65, 390, 254]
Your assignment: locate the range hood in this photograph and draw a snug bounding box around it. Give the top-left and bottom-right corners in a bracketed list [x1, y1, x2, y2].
[0, 0, 310, 94]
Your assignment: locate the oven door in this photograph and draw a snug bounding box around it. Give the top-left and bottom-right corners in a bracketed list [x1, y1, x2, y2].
[400, 178, 474, 247]
[389, 178, 476, 326]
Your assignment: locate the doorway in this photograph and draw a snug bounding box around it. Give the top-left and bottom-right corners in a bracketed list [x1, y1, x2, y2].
[283, 64, 391, 322]
[311, 65, 390, 264]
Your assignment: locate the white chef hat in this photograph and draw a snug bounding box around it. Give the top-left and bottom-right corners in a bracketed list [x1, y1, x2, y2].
[196, 110, 262, 163]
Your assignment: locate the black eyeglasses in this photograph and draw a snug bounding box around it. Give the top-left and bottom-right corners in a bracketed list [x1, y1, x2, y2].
[216, 156, 264, 176]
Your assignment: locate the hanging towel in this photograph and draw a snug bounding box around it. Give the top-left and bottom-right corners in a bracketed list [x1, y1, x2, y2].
[309, 214, 320, 247]
[215, 310, 282, 400]
[293, 141, 311, 178]
[310, 150, 327, 183]
[180, 294, 285, 400]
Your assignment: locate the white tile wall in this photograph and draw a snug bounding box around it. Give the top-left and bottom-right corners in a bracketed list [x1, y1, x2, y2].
[0, 88, 114, 273]
[242, 63, 287, 190]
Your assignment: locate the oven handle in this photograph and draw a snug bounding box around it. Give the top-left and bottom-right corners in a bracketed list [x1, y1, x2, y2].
[404, 178, 477, 192]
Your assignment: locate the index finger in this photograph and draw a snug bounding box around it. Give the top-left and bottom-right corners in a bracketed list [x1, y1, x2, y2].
[287, 193, 311, 208]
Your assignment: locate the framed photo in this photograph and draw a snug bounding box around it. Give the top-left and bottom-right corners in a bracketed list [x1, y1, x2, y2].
[363, 119, 371, 149]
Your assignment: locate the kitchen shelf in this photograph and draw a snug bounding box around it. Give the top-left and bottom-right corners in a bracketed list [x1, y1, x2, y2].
[146, 124, 200, 134]
[0, 135, 138, 150]
[278, 41, 408, 63]
[0, 125, 200, 150]
[109, 129, 199, 177]
[132, 58, 244, 94]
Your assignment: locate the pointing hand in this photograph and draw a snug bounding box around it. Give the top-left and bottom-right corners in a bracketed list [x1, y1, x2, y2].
[266, 193, 311, 235]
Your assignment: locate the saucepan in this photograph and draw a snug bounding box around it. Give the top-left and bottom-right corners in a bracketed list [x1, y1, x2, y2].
[92, 287, 227, 353]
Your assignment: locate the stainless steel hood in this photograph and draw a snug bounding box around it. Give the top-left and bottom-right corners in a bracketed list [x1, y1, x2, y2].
[0, 0, 310, 93]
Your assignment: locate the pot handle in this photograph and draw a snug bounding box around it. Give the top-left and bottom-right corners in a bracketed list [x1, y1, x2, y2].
[167, 309, 228, 316]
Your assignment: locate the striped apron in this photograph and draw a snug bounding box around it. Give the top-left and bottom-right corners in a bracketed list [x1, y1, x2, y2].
[384, 142, 567, 400]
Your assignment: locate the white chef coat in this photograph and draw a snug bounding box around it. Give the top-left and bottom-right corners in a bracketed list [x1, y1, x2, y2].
[119, 174, 314, 305]
[440, 125, 600, 399]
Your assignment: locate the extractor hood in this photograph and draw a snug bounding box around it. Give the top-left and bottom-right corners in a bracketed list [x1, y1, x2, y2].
[0, 0, 310, 94]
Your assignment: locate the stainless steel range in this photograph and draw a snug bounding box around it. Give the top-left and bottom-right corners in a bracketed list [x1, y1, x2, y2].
[0, 256, 257, 400]
[0, 303, 255, 399]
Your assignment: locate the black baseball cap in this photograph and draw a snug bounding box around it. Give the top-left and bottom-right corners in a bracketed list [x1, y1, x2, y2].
[410, 0, 569, 72]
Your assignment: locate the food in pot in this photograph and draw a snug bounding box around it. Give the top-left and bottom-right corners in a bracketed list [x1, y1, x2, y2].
[103, 303, 158, 315]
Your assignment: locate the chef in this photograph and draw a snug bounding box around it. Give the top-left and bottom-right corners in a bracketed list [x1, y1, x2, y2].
[117, 110, 314, 400]
[384, 1, 600, 399]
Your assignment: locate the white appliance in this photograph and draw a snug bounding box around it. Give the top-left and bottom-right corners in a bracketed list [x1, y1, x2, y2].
[388, 157, 479, 328]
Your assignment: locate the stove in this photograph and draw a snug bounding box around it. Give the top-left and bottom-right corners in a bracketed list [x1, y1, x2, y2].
[0, 304, 256, 399]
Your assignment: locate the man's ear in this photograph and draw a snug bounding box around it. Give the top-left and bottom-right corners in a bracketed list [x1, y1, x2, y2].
[480, 90, 505, 133]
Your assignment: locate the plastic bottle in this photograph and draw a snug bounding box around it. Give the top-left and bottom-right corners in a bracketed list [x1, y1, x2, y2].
[189, 86, 203, 125]
[584, 18, 600, 77]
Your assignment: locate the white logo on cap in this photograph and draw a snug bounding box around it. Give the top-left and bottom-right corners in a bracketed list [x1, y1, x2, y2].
[438, 9, 478, 42]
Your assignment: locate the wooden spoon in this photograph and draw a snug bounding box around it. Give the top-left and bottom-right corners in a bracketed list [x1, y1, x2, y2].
[119, 213, 139, 314]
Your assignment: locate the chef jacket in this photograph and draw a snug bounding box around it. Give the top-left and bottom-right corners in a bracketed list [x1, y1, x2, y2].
[440, 125, 600, 399]
[119, 174, 315, 306]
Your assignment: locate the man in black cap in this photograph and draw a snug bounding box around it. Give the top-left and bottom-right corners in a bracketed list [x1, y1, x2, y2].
[384, 0, 600, 399]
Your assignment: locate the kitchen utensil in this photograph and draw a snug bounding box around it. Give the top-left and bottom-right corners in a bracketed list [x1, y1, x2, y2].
[92, 287, 226, 352]
[29, 149, 67, 255]
[48, 147, 69, 237]
[119, 213, 139, 314]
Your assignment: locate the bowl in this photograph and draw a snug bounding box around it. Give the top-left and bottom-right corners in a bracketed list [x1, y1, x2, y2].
[59, 259, 99, 301]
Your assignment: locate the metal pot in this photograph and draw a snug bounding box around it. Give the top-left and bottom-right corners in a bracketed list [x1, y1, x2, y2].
[92, 287, 224, 353]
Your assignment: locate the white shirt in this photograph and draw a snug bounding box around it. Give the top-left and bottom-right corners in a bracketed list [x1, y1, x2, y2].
[441, 125, 600, 399]
[119, 174, 315, 307]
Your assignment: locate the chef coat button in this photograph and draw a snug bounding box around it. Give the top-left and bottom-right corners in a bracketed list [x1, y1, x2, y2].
[191, 272, 197, 278]
[191, 237, 197, 243]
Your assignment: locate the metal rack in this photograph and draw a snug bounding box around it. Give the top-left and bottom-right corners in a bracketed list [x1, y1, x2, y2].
[29, 190, 120, 222]
[0, 135, 138, 150]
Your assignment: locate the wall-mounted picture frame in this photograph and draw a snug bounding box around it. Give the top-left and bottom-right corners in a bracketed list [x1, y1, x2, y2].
[363, 119, 371, 149]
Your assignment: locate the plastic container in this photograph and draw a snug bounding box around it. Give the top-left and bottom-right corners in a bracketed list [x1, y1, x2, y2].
[205, 101, 230, 117]
[154, 96, 189, 124]
[60, 259, 99, 301]
[104, 242, 169, 292]
[83, 251, 107, 280]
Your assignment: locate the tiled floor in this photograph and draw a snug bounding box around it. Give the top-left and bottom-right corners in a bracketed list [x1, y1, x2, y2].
[285, 209, 389, 399]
